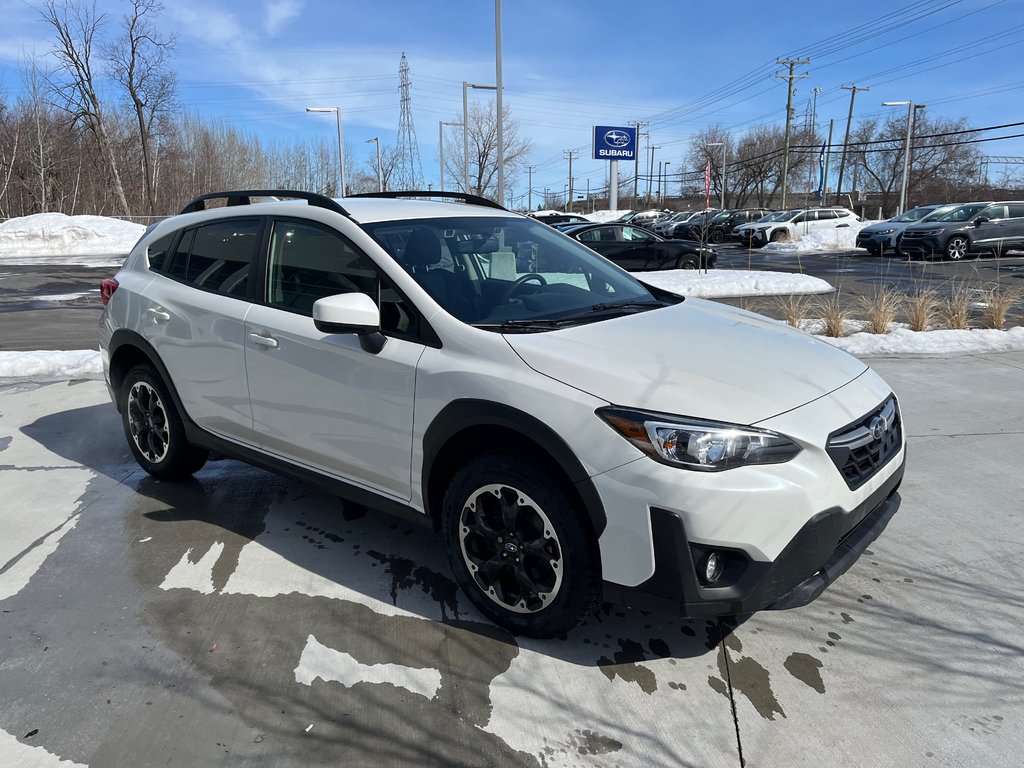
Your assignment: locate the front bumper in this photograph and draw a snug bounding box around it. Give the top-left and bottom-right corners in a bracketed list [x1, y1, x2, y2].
[897, 233, 943, 257]
[604, 455, 905, 616]
[856, 231, 896, 253]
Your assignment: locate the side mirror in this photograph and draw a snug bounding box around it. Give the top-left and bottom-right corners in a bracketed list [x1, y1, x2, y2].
[312, 292, 386, 353]
[974, 217, 988, 227]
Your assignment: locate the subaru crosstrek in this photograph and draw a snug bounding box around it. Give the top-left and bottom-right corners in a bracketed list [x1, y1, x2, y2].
[99, 190, 906, 637]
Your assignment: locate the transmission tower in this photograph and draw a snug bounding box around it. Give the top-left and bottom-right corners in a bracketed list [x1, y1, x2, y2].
[394, 52, 424, 190]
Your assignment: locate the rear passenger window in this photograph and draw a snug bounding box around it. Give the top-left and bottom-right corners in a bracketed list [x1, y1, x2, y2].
[1007, 204, 1024, 219]
[146, 234, 174, 272]
[163, 220, 260, 298]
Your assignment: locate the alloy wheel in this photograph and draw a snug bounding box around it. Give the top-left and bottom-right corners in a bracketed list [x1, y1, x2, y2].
[458, 483, 563, 614]
[127, 381, 170, 464]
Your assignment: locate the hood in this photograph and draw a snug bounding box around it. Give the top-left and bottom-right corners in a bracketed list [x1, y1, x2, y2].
[503, 298, 868, 425]
[860, 220, 909, 234]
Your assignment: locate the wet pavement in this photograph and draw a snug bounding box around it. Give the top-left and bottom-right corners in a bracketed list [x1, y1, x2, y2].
[1, 350, 1023, 767]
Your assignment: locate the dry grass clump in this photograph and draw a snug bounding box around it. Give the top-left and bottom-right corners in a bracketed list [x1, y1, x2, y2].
[978, 287, 1022, 330]
[858, 289, 902, 334]
[904, 290, 940, 332]
[943, 285, 973, 330]
[815, 296, 850, 337]
[775, 294, 809, 328]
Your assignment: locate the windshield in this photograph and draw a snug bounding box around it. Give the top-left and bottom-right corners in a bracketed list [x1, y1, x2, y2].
[763, 210, 797, 223]
[932, 203, 989, 222]
[711, 210, 732, 222]
[362, 216, 672, 331]
[920, 204, 960, 222]
[893, 206, 938, 223]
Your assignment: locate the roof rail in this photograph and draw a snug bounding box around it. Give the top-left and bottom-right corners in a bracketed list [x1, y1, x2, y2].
[178, 190, 350, 217]
[347, 190, 507, 211]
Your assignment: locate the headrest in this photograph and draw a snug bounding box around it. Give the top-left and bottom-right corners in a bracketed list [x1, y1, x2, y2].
[403, 227, 442, 268]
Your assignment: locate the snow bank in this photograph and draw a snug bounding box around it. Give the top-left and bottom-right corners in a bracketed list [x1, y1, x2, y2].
[813, 324, 1024, 355]
[0, 350, 103, 382]
[0, 213, 145, 265]
[637, 269, 833, 298]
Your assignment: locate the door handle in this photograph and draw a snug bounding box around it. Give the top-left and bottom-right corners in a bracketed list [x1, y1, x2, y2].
[248, 333, 279, 349]
[146, 307, 170, 323]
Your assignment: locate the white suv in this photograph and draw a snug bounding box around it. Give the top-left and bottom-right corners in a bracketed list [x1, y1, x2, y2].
[734, 206, 858, 247]
[99, 190, 905, 637]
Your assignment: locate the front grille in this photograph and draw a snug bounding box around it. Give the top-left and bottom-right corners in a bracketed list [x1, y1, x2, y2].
[826, 396, 902, 490]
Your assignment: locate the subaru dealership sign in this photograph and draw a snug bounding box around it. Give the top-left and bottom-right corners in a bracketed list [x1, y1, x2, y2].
[593, 125, 637, 160]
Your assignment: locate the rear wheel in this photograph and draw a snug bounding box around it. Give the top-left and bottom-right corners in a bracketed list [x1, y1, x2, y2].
[121, 365, 208, 480]
[675, 256, 699, 270]
[443, 453, 600, 637]
[708, 229, 725, 244]
[945, 236, 969, 261]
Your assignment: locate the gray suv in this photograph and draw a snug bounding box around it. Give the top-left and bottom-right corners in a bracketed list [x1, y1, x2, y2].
[898, 201, 1024, 260]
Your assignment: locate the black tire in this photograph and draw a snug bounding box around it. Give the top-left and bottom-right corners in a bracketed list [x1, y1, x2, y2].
[945, 235, 969, 261]
[121, 365, 208, 480]
[675, 256, 699, 270]
[442, 453, 600, 638]
[708, 229, 725, 244]
[770, 228, 790, 243]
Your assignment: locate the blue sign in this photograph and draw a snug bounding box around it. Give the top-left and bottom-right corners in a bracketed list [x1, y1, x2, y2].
[593, 125, 637, 161]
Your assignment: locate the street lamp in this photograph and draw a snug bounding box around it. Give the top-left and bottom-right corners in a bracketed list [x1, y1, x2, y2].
[365, 137, 382, 192]
[707, 142, 727, 209]
[495, 0, 505, 207]
[305, 107, 345, 196]
[462, 81, 497, 194]
[438, 121, 463, 192]
[882, 101, 925, 215]
[663, 161, 672, 203]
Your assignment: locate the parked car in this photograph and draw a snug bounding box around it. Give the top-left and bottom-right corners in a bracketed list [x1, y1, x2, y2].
[529, 212, 591, 227]
[855, 204, 960, 255]
[676, 208, 771, 243]
[628, 209, 674, 229]
[897, 201, 1024, 260]
[650, 211, 695, 236]
[664, 209, 722, 239]
[99, 188, 905, 638]
[562, 222, 717, 270]
[732, 207, 858, 248]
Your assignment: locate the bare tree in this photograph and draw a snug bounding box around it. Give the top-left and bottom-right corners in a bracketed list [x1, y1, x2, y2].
[442, 100, 531, 200]
[105, 0, 176, 215]
[38, 0, 131, 215]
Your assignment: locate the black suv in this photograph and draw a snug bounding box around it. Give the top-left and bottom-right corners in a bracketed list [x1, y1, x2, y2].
[675, 208, 772, 243]
[898, 201, 1024, 260]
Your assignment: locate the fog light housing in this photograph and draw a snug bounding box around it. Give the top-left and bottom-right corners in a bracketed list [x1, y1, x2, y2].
[702, 552, 724, 585]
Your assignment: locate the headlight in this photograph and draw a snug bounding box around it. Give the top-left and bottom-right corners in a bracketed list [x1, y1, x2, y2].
[915, 227, 945, 236]
[597, 407, 802, 471]
[875, 227, 896, 235]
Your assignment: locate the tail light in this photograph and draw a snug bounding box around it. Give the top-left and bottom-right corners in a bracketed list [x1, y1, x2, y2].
[100, 278, 119, 306]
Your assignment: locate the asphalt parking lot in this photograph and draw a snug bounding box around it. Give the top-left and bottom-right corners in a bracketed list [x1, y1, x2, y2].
[2, 350, 1023, 767]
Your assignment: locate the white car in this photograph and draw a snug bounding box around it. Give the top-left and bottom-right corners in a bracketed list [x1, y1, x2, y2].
[733, 207, 858, 247]
[99, 190, 906, 637]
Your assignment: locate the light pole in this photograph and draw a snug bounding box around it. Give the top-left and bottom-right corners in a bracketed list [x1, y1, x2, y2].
[495, 0, 505, 206]
[305, 107, 345, 196]
[462, 82, 497, 194]
[438, 121, 462, 192]
[707, 142, 727, 209]
[647, 145, 659, 204]
[663, 161, 672, 203]
[365, 137, 382, 192]
[882, 101, 925, 215]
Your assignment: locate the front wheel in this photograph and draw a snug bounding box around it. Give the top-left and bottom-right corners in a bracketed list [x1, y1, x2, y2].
[675, 256, 699, 270]
[709, 229, 725, 244]
[443, 454, 600, 637]
[945, 236, 969, 261]
[121, 365, 208, 480]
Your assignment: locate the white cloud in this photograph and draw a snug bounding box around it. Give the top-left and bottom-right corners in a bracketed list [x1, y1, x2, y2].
[264, 0, 304, 37]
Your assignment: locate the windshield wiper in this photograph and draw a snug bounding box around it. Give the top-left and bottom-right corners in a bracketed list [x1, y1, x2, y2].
[544, 299, 667, 324]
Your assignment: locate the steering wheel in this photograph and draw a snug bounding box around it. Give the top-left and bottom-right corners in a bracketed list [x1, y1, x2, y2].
[500, 272, 547, 304]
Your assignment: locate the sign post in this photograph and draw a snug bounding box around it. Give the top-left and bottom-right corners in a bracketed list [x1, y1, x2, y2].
[593, 126, 637, 212]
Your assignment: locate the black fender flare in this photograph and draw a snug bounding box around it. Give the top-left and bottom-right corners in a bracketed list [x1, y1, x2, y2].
[107, 330, 188, 420]
[422, 399, 607, 537]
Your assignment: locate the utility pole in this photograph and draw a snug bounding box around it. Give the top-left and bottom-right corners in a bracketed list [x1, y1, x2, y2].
[835, 84, 869, 206]
[629, 121, 648, 204]
[563, 150, 578, 212]
[527, 165, 534, 211]
[821, 118, 834, 206]
[647, 145, 660, 204]
[775, 58, 810, 210]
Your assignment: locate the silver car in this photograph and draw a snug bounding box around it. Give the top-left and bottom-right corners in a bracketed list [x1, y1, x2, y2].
[855, 204, 958, 255]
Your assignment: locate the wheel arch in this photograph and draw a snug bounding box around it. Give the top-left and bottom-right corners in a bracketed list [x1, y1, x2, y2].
[422, 400, 608, 539]
[107, 330, 186, 418]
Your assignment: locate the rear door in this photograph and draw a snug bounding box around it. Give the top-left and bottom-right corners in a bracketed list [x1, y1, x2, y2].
[142, 217, 262, 444]
[243, 218, 424, 501]
[971, 205, 1008, 252]
[1004, 203, 1024, 252]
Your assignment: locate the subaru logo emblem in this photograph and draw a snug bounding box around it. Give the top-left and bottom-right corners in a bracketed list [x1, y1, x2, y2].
[869, 416, 888, 441]
[504, 541, 519, 554]
[604, 130, 630, 148]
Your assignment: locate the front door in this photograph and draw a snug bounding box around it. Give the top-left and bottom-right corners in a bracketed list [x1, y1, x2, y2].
[243, 218, 424, 501]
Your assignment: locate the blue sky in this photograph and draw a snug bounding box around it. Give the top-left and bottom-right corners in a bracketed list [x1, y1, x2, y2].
[1, 0, 1021, 207]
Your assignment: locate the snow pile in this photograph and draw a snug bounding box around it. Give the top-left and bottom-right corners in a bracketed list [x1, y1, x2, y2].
[813, 324, 1024, 355]
[0, 350, 103, 382]
[761, 221, 875, 253]
[638, 269, 833, 298]
[0, 213, 145, 265]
